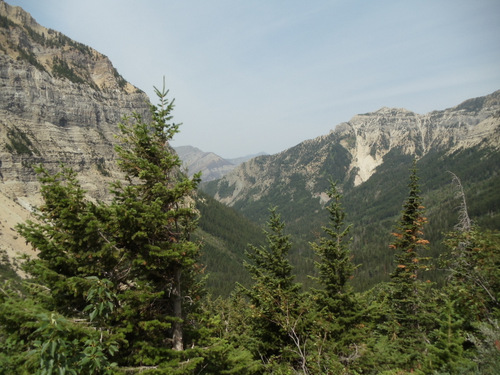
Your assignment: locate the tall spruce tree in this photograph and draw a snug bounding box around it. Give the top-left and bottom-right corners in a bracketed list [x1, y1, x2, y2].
[382, 160, 435, 371]
[311, 181, 355, 298]
[388, 160, 430, 315]
[108, 83, 202, 368]
[238, 207, 303, 370]
[309, 181, 364, 371]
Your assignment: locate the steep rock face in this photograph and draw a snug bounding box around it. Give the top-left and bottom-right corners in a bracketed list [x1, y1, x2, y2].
[206, 90, 500, 207]
[0, 54, 149, 197]
[343, 93, 500, 185]
[0, 1, 150, 258]
[0, 1, 150, 199]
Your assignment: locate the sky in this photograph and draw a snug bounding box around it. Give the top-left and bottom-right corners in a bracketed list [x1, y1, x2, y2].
[6, 0, 500, 158]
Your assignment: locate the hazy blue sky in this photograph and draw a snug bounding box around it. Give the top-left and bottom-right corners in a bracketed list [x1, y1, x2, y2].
[7, 0, 500, 158]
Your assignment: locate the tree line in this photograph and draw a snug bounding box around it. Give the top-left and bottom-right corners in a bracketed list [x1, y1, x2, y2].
[0, 86, 499, 374]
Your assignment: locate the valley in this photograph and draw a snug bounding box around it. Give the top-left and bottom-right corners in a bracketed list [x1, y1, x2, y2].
[0, 1, 499, 373]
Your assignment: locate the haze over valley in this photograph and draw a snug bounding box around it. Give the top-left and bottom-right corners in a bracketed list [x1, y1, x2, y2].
[1, 1, 499, 373]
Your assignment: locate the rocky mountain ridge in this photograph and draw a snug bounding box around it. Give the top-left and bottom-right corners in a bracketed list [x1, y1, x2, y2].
[1, 1, 499, 291]
[203, 91, 500, 288]
[174, 145, 266, 182]
[206, 90, 500, 208]
[0, 1, 150, 259]
[0, 1, 139, 93]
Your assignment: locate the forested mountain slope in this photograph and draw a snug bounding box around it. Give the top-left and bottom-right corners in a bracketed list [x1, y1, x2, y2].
[204, 91, 500, 288]
[1, 0, 498, 294]
[195, 191, 265, 296]
[1, 2, 499, 373]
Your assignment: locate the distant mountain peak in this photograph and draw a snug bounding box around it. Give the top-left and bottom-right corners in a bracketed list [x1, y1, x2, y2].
[372, 106, 415, 115]
[205, 89, 500, 207]
[174, 146, 267, 182]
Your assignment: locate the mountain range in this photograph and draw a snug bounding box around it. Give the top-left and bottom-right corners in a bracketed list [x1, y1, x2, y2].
[174, 145, 266, 182]
[0, 0, 499, 295]
[203, 91, 500, 288]
[205, 94, 499, 208]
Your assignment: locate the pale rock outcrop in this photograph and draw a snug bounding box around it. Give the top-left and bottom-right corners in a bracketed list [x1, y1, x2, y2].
[210, 90, 500, 207]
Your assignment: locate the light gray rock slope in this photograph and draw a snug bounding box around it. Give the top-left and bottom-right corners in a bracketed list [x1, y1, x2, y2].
[206, 91, 500, 207]
[0, 1, 150, 259]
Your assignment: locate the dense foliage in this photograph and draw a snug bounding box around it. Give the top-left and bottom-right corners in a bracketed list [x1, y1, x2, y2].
[195, 191, 265, 297]
[1, 86, 499, 373]
[203, 145, 500, 292]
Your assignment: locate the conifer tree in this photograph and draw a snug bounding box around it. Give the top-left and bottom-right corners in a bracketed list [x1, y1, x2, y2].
[388, 160, 430, 316]
[107, 83, 202, 367]
[424, 296, 476, 373]
[309, 181, 364, 372]
[238, 207, 302, 370]
[17, 166, 117, 314]
[382, 160, 435, 371]
[311, 181, 355, 299]
[443, 227, 500, 321]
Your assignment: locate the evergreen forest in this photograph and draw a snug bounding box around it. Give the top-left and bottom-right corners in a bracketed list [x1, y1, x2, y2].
[1, 87, 499, 374]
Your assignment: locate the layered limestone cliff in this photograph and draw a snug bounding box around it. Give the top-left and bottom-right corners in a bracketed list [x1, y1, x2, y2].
[0, 0, 153, 196]
[208, 90, 500, 207]
[339, 92, 500, 186]
[0, 1, 150, 259]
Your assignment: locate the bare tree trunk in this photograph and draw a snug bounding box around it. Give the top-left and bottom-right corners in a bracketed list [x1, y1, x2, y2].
[448, 171, 472, 232]
[172, 267, 183, 351]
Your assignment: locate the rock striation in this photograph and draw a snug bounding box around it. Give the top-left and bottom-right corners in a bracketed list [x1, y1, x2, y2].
[0, 1, 150, 198]
[0, 1, 150, 259]
[206, 90, 500, 207]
